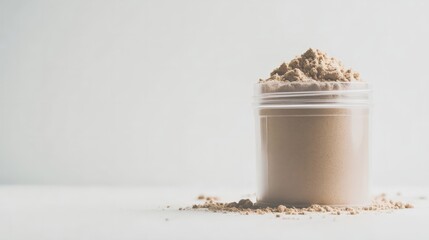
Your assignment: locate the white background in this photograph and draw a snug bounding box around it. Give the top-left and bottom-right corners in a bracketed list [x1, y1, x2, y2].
[1, 0, 428, 188]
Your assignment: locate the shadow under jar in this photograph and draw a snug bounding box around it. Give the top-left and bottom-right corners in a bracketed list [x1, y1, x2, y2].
[254, 82, 371, 207]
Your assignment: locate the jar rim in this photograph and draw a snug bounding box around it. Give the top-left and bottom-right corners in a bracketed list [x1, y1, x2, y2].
[254, 81, 371, 108]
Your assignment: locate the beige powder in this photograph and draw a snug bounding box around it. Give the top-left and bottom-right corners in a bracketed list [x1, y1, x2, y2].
[259, 48, 363, 92]
[257, 108, 369, 206]
[255, 49, 369, 206]
[263, 48, 360, 82]
[186, 194, 413, 216]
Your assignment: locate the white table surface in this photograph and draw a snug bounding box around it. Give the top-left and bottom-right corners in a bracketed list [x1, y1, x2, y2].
[0, 185, 428, 240]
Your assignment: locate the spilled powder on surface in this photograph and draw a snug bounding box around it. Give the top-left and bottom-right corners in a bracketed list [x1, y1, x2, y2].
[182, 194, 413, 216]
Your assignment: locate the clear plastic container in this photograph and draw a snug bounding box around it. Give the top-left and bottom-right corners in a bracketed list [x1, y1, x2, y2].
[254, 82, 371, 207]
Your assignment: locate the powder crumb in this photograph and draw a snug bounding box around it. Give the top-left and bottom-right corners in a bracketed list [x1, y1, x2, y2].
[277, 205, 287, 212]
[187, 194, 413, 216]
[238, 199, 254, 209]
[197, 195, 205, 200]
[404, 203, 414, 209]
[349, 210, 359, 215]
[197, 194, 220, 201]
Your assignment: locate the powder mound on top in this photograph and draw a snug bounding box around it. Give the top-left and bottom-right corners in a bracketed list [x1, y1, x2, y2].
[262, 48, 360, 82]
[259, 49, 363, 92]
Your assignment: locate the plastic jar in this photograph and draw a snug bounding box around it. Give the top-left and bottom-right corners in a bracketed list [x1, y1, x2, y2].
[254, 82, 371, 207]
